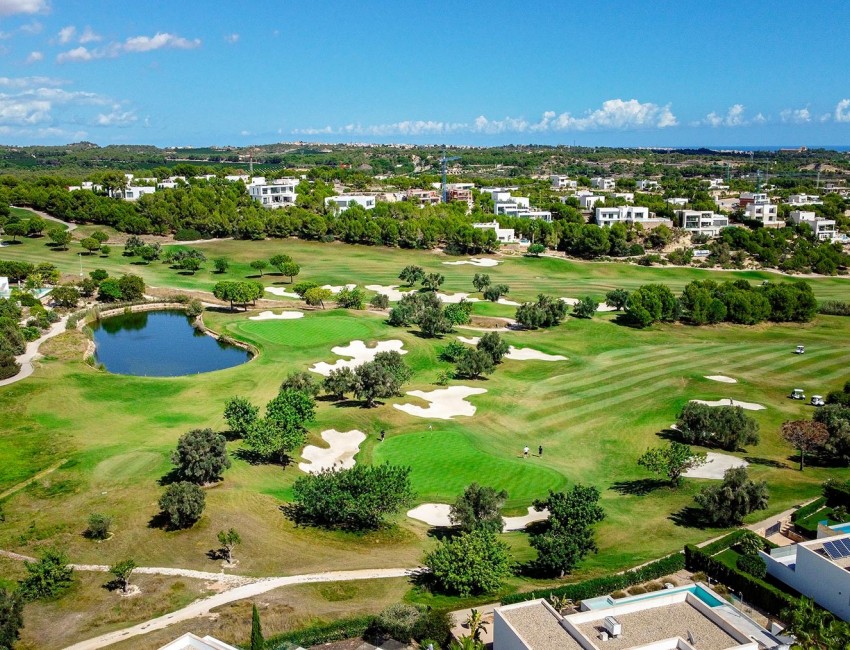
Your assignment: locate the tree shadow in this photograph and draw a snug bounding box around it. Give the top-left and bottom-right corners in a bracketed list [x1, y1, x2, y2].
[147, 511, 171, 530]
[744, 456, 788, 469]
[101, 578, 123, 592]
[233, 447, 272, 466]
[669, 505, 712, 529]
[331, 398, 379, 409]
[425, 526, 462, 541]
[657, 428, 685, 443]
[611, 313, 644, 329]
[206, 548, 225, 561]
[157, 468, 182, 487]
[610, 478, 668, 496]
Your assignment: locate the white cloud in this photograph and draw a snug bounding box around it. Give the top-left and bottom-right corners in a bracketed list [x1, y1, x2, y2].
[701, 104, 748, 127]
[819, 112, 831, 123]
[57, 25, 75, 44]
[0, 0, 48, 16]
[25, 50, 42, 63]
[225, 33, 239, 44]
[0, 96, 51, 124]
[79, 26, 101, 43]
[0, 75, 66, 88]
[96, 109, 136, 126]
[293, 99, 677, 137]
[58, 31, 201, 62]
[835, 99, 850, 123]
[240, 130, 250, 136]
[780, 108, 811, 124]
[56, 45, 92, 63]
[19, 20, 42, 34]
[123, 32, 200, 52]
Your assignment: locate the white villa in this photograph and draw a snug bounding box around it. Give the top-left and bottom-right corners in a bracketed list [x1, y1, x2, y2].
[761, 531, 850, 621]
[708, 178, 730, 191]
[324, 194, 376, 212]
[788, 210, 837, 241]
[677, 210, 730, 237]
[121, 186, 157, 201]
[489, 189, 552, 221]
[787, 193, 823, 206]
[551, 175, 578, 190]
[158, 632, 239, 650]
[595, 206, 671, 229]
[473, 221, 516, 243]
[637, 179, 660, 191]
[248, 178, 299, 209]
[494, 584, 788, 650]
[745, 201, 780, 227]
[580, 195, 605, 210]
[591, 177, 616, 190]
[666, 197, 689, 207]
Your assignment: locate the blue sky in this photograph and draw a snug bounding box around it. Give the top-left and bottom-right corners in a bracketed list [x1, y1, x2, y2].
[1, 0, 849, 147]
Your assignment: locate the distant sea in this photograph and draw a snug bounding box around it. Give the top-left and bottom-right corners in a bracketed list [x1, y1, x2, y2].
[686, 145, 850, 152]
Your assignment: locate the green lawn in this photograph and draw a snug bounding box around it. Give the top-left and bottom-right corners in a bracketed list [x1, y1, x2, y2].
[2, 232, 850, 610]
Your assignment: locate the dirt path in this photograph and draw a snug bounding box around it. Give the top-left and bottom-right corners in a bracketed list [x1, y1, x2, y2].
[0, 315, 70, 387]
[0, 458, 68, 500]
[61, 567, 418, 650]
[11, 207, 78, 232]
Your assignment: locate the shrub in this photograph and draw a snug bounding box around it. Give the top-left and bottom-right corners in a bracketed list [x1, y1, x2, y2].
[86, 513, 112, 540]
[736, 554, 767, 579]
[819, 300, 850, 316]
[158, 481, 206, 529]
[440, 341, 468, 362]
[412, 609, 453, 646]
[18, 549, 74, 601]
[425, 530, 511, 596]
[370, 293, 390, 309]
[373, 603, 421, 642]
[185, 299, 203, 318]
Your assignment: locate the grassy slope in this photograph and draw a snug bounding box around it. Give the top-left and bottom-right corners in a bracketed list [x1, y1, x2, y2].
[1, 231, 850, 621]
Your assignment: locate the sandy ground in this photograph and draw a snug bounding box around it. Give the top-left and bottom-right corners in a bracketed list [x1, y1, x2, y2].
[321, 283, 357, 294]
[497, 297, 521, 306]
[362, 284, 480, 304]
[691, 398, 766, 411]
[248, 310, 304, 321]
[393, 386, 487, 420]
[264, 287, 299, 298]
[0, 315, 69, 387]
[684, 452, 750, 479]
[406, 504, 549, 531]
[560, 297, 618, 312]
[457, 337, 567, 362]
[299, 429, 367, 474]
[310, 339, 407, 376]
[442, 258, 500, 267]
[704, 375, 738, 384]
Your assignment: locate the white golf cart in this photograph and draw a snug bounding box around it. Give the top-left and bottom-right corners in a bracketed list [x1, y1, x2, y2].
[795, 345, 805, 354]
[790, 388, 806, 400]
[811, 395, 825, 407]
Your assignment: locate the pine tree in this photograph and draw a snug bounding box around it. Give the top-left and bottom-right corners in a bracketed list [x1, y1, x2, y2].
[250, 603, 264, 650]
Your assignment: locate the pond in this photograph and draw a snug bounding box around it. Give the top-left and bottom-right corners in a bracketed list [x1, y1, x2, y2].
[92, 310, 251, 376]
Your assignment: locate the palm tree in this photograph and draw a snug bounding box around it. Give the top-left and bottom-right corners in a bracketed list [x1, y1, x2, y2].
[465, 609, 487, 642]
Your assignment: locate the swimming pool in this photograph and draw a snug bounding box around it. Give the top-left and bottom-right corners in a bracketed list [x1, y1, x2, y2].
[581, 583, 725, 610]
[827, 521, 850, 534]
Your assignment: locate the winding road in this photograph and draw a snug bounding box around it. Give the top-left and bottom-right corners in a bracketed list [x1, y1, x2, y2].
[0, 315, 70, 388]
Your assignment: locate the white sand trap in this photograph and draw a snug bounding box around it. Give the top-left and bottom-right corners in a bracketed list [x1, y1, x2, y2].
[265, 287, 299, 298]
[497, 297, 521, 306]
[684, 452, 749, 479]
[443, 258, 500, 267]
[310, 339, 407, 376]
[560, 297, 618, 312]
[437, 291, 480, 304]
[503, 507, 550, 531]
[407, 503, 453, 527]
[705, 375, 738, 384]
[457, 337, 566, 362]
[249, 310, 304, 321]
[407, 503, 549, 530]
[691, 398, 766, 411]
[363, 284, 479, 304]
[299, 429, 366, 474]
[321, 283, 357, 294]
[394, 386, 487, 420]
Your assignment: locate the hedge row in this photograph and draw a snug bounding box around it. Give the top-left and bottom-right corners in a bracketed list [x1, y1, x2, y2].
[696, 530, 749, 557]
[792, 497, 827, 523]
[819, 300, 850, 316]
[684, 545, 798, 616]
[265, 615, 376, 650]
[500, 552, 685, 606]
[823, 480, 850, 509]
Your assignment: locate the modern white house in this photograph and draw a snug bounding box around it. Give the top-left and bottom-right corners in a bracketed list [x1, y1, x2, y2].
[738, 192, 769, 207]
[580, 195, 605, 210]
[745, 201, 780, 227]
[708, 178, 730, 191]
[517, 209, 553, 222]
[595, 205, 668, 228]
[614, 192, 635, 202]
[121, 186, 157, 201]
[473, 221, 515, 243]
[677, 210, 731, 237]
[761, 532, 850, 622]
[324, 194, 376, 212]
[225, 174, 250, 183]
[551, 175, 578, 190]
[158, 632, 239, 650]
[248, 178, 299, 209]
[788, 210, 837, 240]
[637, 179, 661, 191]
[666, 197, 689, 207]
[494, 583, 787, 650]
[787, 193, 823, 206]
[0, 277, 10, 299]
[591, 176, 616, 190]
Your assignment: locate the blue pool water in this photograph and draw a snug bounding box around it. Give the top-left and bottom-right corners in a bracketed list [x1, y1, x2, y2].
[827, 521, 850, 534]
[581, 584, 724, 610]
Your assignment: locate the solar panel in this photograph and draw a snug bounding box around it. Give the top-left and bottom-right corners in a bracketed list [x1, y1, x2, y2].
[839, 539, 850, 555]
[824, 541, 841, 559]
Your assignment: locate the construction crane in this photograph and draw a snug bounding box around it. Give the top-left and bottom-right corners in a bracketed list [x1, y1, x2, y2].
[439, 153, 460, 203]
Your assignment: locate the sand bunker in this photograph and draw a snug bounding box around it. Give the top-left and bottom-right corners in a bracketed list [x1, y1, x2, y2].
[438, 291, 480, 304]
[457, 337, 567, 362]
[497, 297, 521, 306]
[265, 287, 299, 298]
[407, 503, 549, 530]
[684, 452, 749, 479]
[503, 507, 550, 531]
[321, 283, 357, 294]
[249, 310, 304, 321]
[394, 386, 487, 420]
[310, 340, 407, 376]
[407, 503, 453, 527]
[362, 284, 479, 304]
[705, 375, 738, 384]
[443, 258, 500, 267]
[691, 398, 766, 411]
[299, 429, 366, 474]
[560, 297, 618, 312]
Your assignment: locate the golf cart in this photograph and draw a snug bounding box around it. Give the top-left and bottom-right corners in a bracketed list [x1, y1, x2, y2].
[790, 388, 806, 400]
[811, 395, 825, 407]
[795, 345, 805, 354]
